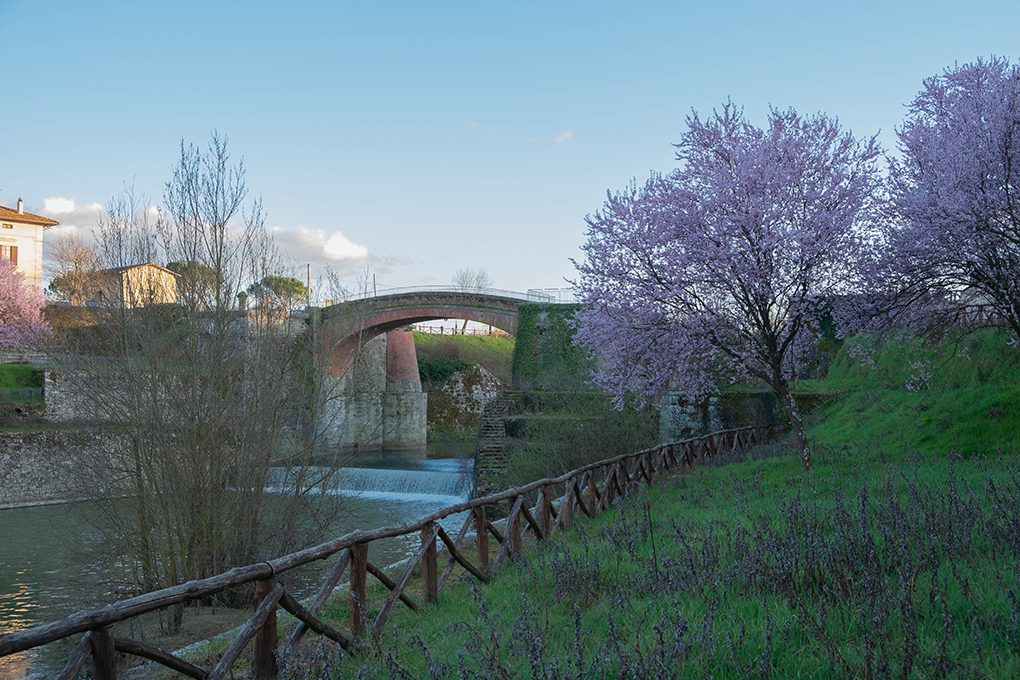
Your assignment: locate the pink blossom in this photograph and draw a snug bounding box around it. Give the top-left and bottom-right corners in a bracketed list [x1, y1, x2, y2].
[0, 260, 50, 348]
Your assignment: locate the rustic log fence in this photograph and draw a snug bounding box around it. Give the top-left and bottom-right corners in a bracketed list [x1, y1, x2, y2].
[0, 425, 768, 679]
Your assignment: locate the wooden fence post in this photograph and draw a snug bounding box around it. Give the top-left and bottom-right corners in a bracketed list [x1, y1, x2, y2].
[474, 506, 489, 575]
[603, 466, 614, 507]
[538, 486, 553, 537]
[421, 523, 438, 604]
[349, 543, 368, 639]
[559, 483, 574, 528]
[253, 577, 278, 679]
[586, 470, 598, 511]
[508, 496, 523, 557]
[89, 626, 117, 680]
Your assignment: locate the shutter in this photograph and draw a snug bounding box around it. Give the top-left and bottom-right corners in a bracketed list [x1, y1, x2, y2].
[10, 245, 16, 266]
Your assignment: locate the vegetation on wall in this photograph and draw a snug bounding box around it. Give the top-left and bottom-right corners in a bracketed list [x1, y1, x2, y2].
[511, 303, 592, 391]
[496, 304, 659, 487]
[417, 357, 470, 385]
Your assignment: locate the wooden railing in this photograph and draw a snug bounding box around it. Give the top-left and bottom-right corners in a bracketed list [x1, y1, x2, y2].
[413, 324, 512, 337]
[0, 426, 768, 679]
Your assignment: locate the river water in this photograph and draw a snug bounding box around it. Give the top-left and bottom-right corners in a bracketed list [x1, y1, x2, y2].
[0, 444, 475, 679]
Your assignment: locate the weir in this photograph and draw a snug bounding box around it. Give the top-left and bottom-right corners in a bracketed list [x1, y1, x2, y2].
[265, 462, 473, 504]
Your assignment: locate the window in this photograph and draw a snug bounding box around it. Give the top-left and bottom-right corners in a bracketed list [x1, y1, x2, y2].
[0, 245, 17, 265]
[1, 223, 12, 229]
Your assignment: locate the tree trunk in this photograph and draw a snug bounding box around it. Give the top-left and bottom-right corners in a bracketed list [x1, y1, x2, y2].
[776, 380, 810, 471]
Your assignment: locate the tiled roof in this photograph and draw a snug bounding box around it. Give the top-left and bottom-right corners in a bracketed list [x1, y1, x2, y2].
[0, 205, 59, 227]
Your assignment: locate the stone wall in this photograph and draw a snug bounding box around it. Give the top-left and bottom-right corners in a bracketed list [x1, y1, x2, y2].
[659, 390, 778, 443]
[425, 365, 500, 434]
[43, 369, 94, 423]
[0, 429, 123, 509]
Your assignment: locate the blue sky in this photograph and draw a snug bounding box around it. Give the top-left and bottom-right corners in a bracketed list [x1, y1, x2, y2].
[2, 0, 1018, 293]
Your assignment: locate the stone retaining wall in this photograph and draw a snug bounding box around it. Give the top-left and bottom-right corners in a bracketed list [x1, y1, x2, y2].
[0, 429, 123, 509]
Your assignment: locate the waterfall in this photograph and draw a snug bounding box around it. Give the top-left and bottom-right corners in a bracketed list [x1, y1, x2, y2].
[265, 461, 473, 504]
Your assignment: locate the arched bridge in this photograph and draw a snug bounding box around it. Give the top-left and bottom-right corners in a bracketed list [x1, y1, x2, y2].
[316, 287, 563, 377]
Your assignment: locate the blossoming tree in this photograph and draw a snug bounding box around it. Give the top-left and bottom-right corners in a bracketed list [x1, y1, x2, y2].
[574, 104, 880, 470]
[879, 57, 1020, 339]
[0, 260, 49, 349]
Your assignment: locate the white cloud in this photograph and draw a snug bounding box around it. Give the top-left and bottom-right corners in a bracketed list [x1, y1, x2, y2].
[324, 232, 369, 260]
[554, 129, 574, 145]
[465, 119, 505, 136]
[468, 119, 575, 146]
[43, 197, 77, 214]
[38, 197, 104, 239]
[271, 225, 371, 264]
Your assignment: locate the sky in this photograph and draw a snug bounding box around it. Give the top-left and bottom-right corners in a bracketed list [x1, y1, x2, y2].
[2, 0, 1019, 294]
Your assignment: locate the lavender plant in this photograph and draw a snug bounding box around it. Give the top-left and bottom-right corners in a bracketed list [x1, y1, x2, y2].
[286, 453, 1020, 679]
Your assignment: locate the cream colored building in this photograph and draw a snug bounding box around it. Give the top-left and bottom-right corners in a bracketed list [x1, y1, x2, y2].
[93, 263, 181, 308]
[0, 198, 59, 289]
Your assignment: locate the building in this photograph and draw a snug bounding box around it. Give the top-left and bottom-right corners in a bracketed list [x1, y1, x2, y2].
[93, 263, 181, 308]
[0, 198, 59, 289]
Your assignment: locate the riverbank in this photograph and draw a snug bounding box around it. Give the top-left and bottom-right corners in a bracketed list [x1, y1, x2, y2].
[0, 445, 477, 679]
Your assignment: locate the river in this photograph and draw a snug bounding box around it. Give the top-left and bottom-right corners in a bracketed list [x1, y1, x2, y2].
[0, 443, 476, 679]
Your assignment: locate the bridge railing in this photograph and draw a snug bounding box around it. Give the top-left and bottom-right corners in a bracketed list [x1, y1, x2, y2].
[0, 425, 769, 679]
[328, 286, 572, 304]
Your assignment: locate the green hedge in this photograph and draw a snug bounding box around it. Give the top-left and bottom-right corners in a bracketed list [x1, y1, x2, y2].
[0, 364, 42, 389]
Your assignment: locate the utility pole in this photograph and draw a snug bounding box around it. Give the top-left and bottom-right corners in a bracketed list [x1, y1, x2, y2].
[306, 263, 311, 307]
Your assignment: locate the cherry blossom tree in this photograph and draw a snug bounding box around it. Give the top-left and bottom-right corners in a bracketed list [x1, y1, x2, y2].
[877, 57, 1020, 338]
[0, 260, 49, 348]
[574, 104, 881, 470]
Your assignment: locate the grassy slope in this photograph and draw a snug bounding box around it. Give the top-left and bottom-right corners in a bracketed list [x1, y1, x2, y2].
[412, 332, 515, 384]
[274, 330, 1020, 678]
[301, 446, 1020, 679]
[802, 330, 1020, 455]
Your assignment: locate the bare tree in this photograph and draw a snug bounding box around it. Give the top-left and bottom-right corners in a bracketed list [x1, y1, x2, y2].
[47, 234, 101, 305]
[54, 134, 347, 631]
[452, 267, 493, 332]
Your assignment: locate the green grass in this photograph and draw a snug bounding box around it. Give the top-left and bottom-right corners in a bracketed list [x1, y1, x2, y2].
[289, 445, 1020, 678]
[0, 363, 42, 389]
[802, 330, 1020, 455]
[412, 332, 515, 384]
[276, 329, 1020, 678]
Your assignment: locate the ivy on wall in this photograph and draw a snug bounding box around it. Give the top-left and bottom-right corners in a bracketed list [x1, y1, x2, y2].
[511, 304, 595, 392]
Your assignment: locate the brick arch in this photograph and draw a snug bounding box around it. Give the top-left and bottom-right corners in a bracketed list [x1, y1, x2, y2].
[317, 291, 521, 378]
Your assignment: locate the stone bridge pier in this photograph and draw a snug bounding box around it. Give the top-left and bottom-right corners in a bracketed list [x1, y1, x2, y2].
[316, 328, 427, 451]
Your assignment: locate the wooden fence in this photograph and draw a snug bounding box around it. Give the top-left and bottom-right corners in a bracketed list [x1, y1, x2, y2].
[0, 425, 768, 679]
[413, 324, 511, 337]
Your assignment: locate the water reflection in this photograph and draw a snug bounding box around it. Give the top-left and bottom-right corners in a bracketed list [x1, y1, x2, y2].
[0, 444, 475, 679]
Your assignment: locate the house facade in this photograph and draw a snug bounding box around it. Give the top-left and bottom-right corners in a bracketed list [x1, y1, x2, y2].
[0, 198, 59, 289]
[93, 263, 181, 308]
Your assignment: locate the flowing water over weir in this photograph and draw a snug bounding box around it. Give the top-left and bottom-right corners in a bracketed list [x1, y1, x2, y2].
[0, 445, 475, 679]
[266, 460, 472, 504]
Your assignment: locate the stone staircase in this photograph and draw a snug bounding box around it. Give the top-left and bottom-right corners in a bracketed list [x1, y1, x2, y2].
[473, 391, 515, 496]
